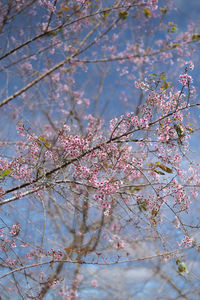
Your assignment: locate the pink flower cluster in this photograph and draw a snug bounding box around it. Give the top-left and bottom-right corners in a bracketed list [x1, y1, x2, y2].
[26, 248, 63, 261]
[49, 248, 63, 260]
[180, 236, 193, 247]
[59, 134, 89, 157]
[58, 285, 78, 299]
[179, 74, 192, 86]
[91, 177, 119, 195]
[94, 194, 110, 210]
[91, 280, 98, 288]
[74, 165, 91, 179]
[6, 258, 16, 266]
[147, 0, 158, 10]
[10, 224, 21, 237]
[38, 0, 56, 12]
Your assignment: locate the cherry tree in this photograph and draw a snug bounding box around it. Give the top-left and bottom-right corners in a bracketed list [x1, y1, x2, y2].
[0, 0, 200, 299]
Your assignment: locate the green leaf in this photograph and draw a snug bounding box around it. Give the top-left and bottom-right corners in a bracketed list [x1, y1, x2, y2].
[144, 8, 151, 18]
[172, 43, 180, 48]
[160, 7, 168, 15]
[174, 124, 185, 138]
[161, 80, 168, 90]
[149, 73, 157, 77]
[46, 173, 52, 178]
[151, 208, 158, 216]
[176, 260, 189, 275]
[192, 34, 200, 40]
[2, 169, 12, 176]
[155, 170, 165, 175]
[37, 136, 50, 149]
[185, 126, 194, 133]
[171, 27, 177, 32]
[119, 10, 129, 20]
[137, 200, 147, 211]
[158, 164, 173, 173]
[159, 72, 166, 80]
[134, 186, 142, 191]
[102, 11, 110, 19]
[61, 5, 69, 11]
[45, 31, 58, 37]
[0, 169, 12, 179]
[168, 22, 177, 33]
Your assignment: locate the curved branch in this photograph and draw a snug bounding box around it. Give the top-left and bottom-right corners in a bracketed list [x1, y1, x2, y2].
[0, 249, 185, 280]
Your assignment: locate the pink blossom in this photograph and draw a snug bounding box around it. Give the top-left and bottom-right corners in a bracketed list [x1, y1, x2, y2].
[180, 236, 193, 247]
[11, 242, 16, 248]
[91, 280, 98, 288]
[179, 74, 193, 86]
[188, 61, 194, 70]
[10, 224, 21, 237]
[6, 258, 16, 266]
[172, 216, 180, 228]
